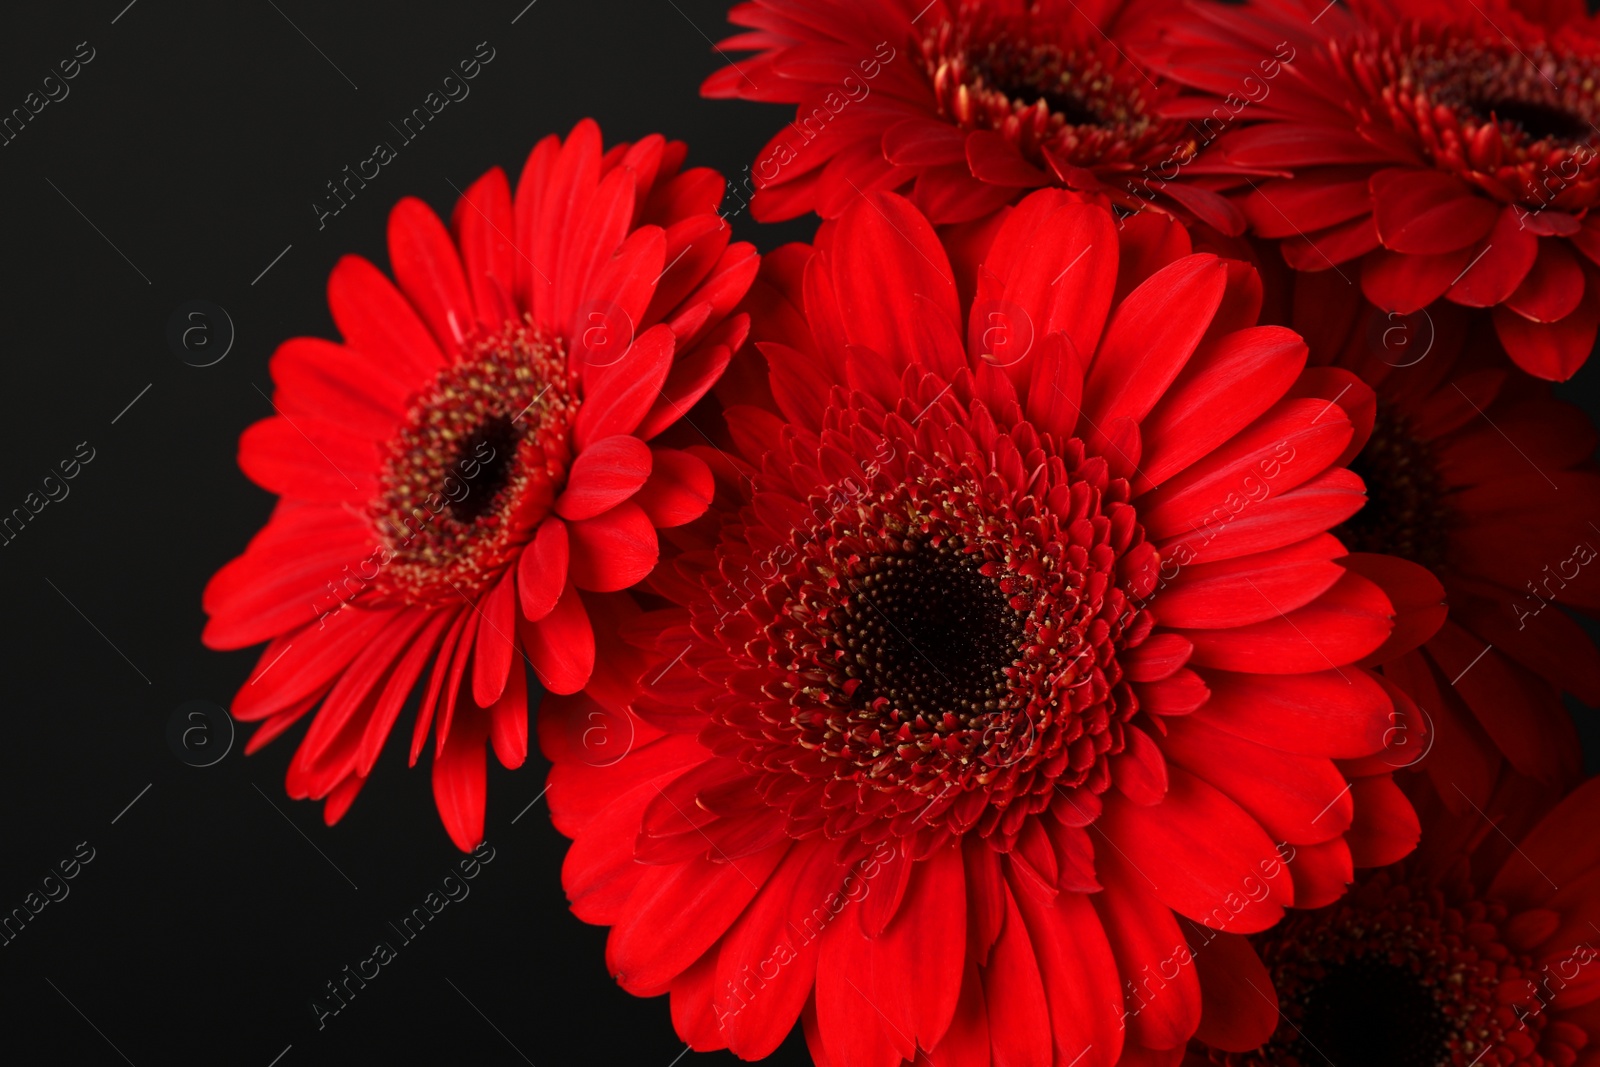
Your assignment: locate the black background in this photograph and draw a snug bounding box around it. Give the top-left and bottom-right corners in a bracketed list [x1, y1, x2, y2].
[0, 2, 1594, 1065]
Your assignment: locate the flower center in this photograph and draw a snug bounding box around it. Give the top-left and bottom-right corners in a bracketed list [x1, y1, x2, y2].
[1293, 957, 1448, 1067]
[1335, 402, 1452, 570]
[1415, 39, 1600, 151]
[1365, 30, 1600, 206]
[1223, 872, 1558, 1067]
[837, 536, 1027, 731]
[696, 393, 1158, 850]
[966, 37, 1113, 129]
[919, 5, 1180, 173]
[1468, 97, 1593, 144]
[446, 413, 520, 524]
[367, 320, 576, 605]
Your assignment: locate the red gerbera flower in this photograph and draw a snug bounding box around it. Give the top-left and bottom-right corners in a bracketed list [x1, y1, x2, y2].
[1151, 0, 1600, 380]
[202, 120, 757, 850]
[1185, 771, 1600, 1066]
[540, 188, 1428, 1065]
[703, 0, 1247, 231]
[1283, 268, 1599, 809]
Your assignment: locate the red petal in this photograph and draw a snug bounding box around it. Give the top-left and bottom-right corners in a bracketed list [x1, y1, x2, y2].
[517, 517, 569, 622]
[1162, 716, 1353, 844]
[1138, 326, 1307, 489]
[1186, 925, 1279, 1052]
[1447, 207, 1537, 306]
[1084, 255, 1229, 428]
[573, 324, 675, 449]
[633, 447, 714, 527]
[1093, 849, 1203, 1051]
[1492, 289, 1600, 381]
[432, 705, 489, 851]
[1011, 876, 1126, 1067]
[1102, 767, 1289, 933]
[555, 434, 653, 520]
[1371, 168, 1498, 254]
[567, 502, 658, 592]
[449, 167, 516, 328]
[714, 840, 842, 1059]
[1179, 570, 1393, 674]
[1198, 667, 1390, 759]
[606, 843, 789, 995]
[520, 582, 594, 694]
[387, 197, 474, 356]
[471, 568, 517, 708]
[829, 191, 961, 372]
[879, 842, 967, 1049]
[1344, 774, 1419, 867]
[1504, 238, 1586, 322]
[1286, 837, 1355, 909]
[327, 254, 445, 380]
[1361, 245, 1476, 314]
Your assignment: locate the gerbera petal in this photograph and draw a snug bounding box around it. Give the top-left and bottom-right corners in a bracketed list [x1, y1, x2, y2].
[449, 166, 517, 328]
[1011, 875, 1126, 1067]
[327, 253, 446, 379]
[470, 567, 518, 709]
[1447, 206, 1537, 307]
[520, 581, 594, 694]
[567, 502, 658, 592]
[1185, 925, 1279, 1052]
[1503, 238, 1587, 322]
[715, 839, 841, 1059]
[828, 191, 960, 371]
[982, 883, 1054, 1067]
[572, 324, 676, 450]
[1083, 254, 1229, 428]
[432, 703, 489, 852]
[1371, 167, 1498, 254]
[1102, 768, 1289, 933]
[554, 434, 653, 521]
[387, 196, 475, 356]
[633, 448, 715, 528]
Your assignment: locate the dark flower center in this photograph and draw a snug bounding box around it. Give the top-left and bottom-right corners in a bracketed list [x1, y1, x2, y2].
[918, 5, 1177, 175]
[968, 39, 1108, 128]
[1335, 402, 1452, 570]
[1371, 31, 1600, 207]
[368, 320, 575, 604]
[1292, 957, 1447, 1067]
[1218, 871, 1566, 1067]
[1409, 38, 1600, 150]
[1470, 97, 1592, 143]
[447, 414, 519, 524]
[694, 388, 1158, 851]
[837, 538, 1026, 728]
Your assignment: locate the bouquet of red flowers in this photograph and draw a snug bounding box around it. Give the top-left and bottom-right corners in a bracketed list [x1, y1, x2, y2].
[206, 2, 1600, 1063]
